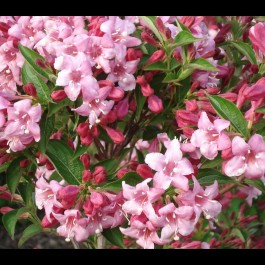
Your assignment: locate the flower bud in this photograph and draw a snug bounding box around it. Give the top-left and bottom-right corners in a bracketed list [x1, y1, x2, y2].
[83, 200, 94, 215]
[104, 126, 125, 144]
[136, 164, 154, 179]
[117, 168, 131, 179]
[20, 159, 29, 168]
[90, 192, 104, 209]
[93, 166, 107, 184]
[51, 90, 67, 102]
[80, 154, 90, 169]
[148, 95, 163, 113]
[23, 83, 37, 98]
[146, 50, 165, 65]
[115, 97, 129, 119]
[108, 86, 124, 101]
[76, 123, 89, 137]
[41, 215, 58, 228]
[58, 185, 80, 209]
[82, 169, 93, 182]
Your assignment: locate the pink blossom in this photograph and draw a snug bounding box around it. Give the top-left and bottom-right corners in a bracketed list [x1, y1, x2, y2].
[249, 22, 265, 55]
[191, 111, 231, 160]
[177, 176, 222, 222]
[122, 178, 164, 216]
[120, 213, 166, 249]
[223, 134, 265, 179]
[158, 203, 195, 241]
[55, 209, 89, 242]
[145, 138, 194, 191]
[240, 186, 262, 206]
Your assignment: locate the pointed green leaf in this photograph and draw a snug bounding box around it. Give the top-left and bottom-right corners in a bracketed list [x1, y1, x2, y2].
[6, 156, 26, 194]
[230, 41, 257, 64]
[173, 31, 201, 47]
[18, 224, 43, 248]
[102, 227, 125, 249]
[244, 179, 265, 193]
[187, 58, 219, 72]
[102, 172, 143, 192]
[38, 111, 55, 154]
[207, 94, 249, 138]
[2, 207, 28, 239]
[46, 140, 84, 185]
[19, 44, 56, 82]
[135, 86, 146, 121]
[22, 62, 51, 104]
[144, 62, 167, 71]
[255, 106, 265, 114]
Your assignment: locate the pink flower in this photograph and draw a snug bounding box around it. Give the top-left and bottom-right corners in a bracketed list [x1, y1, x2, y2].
[100, 16, 141, 47]
[223, 134, 265, 179]
[145, 138, 194, 191]
[122, 178, 164, 216]
[120, 213, 166, 249]
[249, 22, 265, 55]
[54, 53, 99, 102]
[240, 186, 262, 206]
[158, 203, 195, 241]
[35, 177, 63, 223]
[177, 176, 222, 222]
[55, 209, 89, 242]
[191, 111, 231, 160]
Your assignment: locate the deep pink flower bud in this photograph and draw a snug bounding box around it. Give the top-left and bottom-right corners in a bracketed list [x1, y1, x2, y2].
[20, 159, 29, 168]
[76, 123, 89, 137]
[148, 95, 163, 113]
[190, 81, 200, 92]
[221, 147, 233, 160]
[141, 84, 154, 97]
[0, 22, 9, 33]
[129, 161, 139, 171]
[93, 166, 107, 184]
[126, 48, 143, 61]
[176, 110, 198, 127]
[236, 83, 248, 108]
[115, 97, 129, 119]
[145, 72, 154, 82]
[243, 82, 265, 101]
[100, 110, 117, 125]
[23, 83, 37, 98]
[141, 31, 158, 46]
[117, 168, 131, 179]
[45, 160, 54, 170]
[90, 192, 104, 209]
[155, 17, 166, 35]
[58, 185, 80, 209]
[98, 80, 114, 89]
[185, 100, 198, 112]
[205, 87, 221, 94]
[82, 170, 93, 182]
[218, 92, 238, 102]
[108, 86, 124, 101]
[41, 215, 58, 228]
[83, 200, 94, 215]
[197, 101, 215, 113]
[129, 99, 137, 111]
[136, 75, 147, 86]
[81, 134, 94, 146]
[182, 127, 195, 139]
[251, 64, 259, 74]
[91, 126, 100, 137]
[80, 154, 90, 169]
[51, 90, 67, 102]
[38, 153, 48, 165]
[0, 206, 13, 214]
[146, 50, 165, 65]
[35, 58, 47, 69]
[104, 126, 125, 144]
[136, 164, 154, 179]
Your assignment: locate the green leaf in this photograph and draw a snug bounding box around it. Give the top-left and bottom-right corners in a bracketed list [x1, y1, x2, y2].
[207, 94, 249, 138]
[173, 31, 201, 47]
[2, 207, 28, 239]
[163, 73, 178, 83]
[102, 227, 125, 249]
[19, 44, 55, 82]
[0, 162, 11, 173]
[22, 62, 51, 104]
[48, 99, 72, 117]
[102, 172, 143, 192]
[38, 111, 55, 154]
[136, 149, 145, 164]
[187, 58, 219, 72]
[91, 159, 119, 175]
[18, 224, 43, 248]
[175, 76, 191, 103]
[230, 41, 257, 64]
[255, 106, 265, 114]
[139, 16, 163, 44]
[135, 86, 146, 121]
[196, 169, 235, 186]
[143, 125, 162, 140]
[231, 228, 248, 243]
[46, 140, 84, 185]
[6, 156, 26, 194]
[176, 67, 194, 82]
[144, 61, 167, 71]
[17, 182, 34, 207]
[244, 179, 265, 193]
[201, 155, 223, 169]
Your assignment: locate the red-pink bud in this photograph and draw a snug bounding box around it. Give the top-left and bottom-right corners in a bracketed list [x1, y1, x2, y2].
[219, 92, 238, 102]
[115, 97, 129, 119]
[83, 200, 94, 215]
[176, 110, 198, 127]
[45, 160, 54, 170]
[81, 133, 94, 146]
[145, 72, 154, 82]
[148, 95, 163, 113]
[20, 159, 29, 168]
[185, 99, 198, 112]
[58, 185, 80, 209]
[243, 84, 265, 101]
[190, 81, 200, 92]
[80, 154, 90, 169]
[82, 169, 93, 182]
[91, 126, 100, 137]
[41, 215, 58, 228]
[141, 31, 158, 46]
[221, 147, 233, 160]
[136, 75, 147, 86]
[35, 58, 47, 69]
[108, 86, 124, 101]
[104, 126, 125, 144]
[51, 90, 67, 102]
[155, 17, 166, 35]
[0, 22, 9, 33]
[77, 123, 89, 137]
[93, 166, 107, 184]
[141, 84, 154, 97]
[100, 110, 117, 125]
[197, 101, 215, 114]
[23, 83, 37, 98]
[117, 168, 131, 179]
[129, 161, 139, 171]
[146, 50, 165, 65]
[129, 99, 137, 111]
[126, 48, 143, 61]
[38, 153, 48, 165]
[136, 164, 154, 179]
[90, 192, 104, 209]
[0, 206, 13, 214]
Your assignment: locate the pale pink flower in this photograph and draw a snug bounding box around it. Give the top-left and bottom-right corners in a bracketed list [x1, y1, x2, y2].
[122, 178, 164, 216]
[177, 176, 222, 222]
[191, 111, 231, 160]
[249, 22, 265, 56]
[223, 134, 265, 179]
[145, 138, 194, 191]
[55, 209, 89, 242]
[240, 186, 262, 206]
